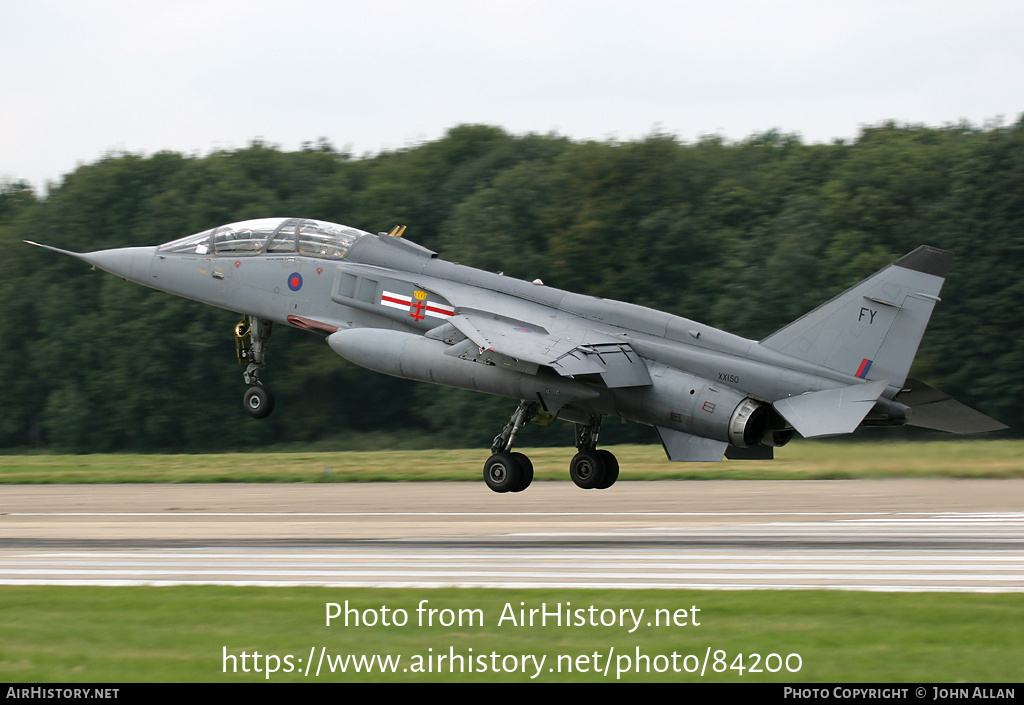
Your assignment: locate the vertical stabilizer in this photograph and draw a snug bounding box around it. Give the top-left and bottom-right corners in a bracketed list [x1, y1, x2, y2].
[760, 246, 953, 388]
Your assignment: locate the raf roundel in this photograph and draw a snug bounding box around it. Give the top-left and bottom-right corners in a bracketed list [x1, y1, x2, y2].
[287, 272, 303, 291]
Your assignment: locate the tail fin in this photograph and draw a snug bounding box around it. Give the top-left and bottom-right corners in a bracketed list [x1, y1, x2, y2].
[760, 246, 953, 387]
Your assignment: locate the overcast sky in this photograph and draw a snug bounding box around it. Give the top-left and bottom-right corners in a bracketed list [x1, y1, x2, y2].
[3, 0, 1022, 192]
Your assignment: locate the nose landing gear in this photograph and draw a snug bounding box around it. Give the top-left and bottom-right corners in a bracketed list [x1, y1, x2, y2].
[235, 315, 275, 419]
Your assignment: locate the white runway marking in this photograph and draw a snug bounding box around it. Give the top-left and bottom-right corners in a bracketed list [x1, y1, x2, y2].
[3, 508, 1023, 591]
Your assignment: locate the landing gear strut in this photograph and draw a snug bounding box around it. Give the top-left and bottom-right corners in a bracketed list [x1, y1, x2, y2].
[569, 417, 618, 490]
[481, 403, 619, 493]
[235, 315, 275, 419]
[483, 400, 538, 493]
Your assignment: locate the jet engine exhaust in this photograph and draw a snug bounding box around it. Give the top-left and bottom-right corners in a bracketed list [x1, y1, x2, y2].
[728, 398, 771, 447]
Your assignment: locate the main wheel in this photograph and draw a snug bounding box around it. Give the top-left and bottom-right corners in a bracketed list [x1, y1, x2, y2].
[595, 449, 619, 489]
[243, 385, 275, 419]
[569, 449, 607, 490]
[509, 452, 534, 492]
[483, 452, 523, 493]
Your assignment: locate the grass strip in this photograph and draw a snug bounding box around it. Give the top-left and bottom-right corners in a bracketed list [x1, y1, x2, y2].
[0, 440, 1021, 484]
[1, 586, 1022, 682]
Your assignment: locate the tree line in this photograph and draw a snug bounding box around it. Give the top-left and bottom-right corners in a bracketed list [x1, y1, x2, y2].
[1, 118, 1021, 452]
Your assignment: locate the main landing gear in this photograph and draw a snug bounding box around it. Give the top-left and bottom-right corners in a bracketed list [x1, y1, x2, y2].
[236, 315, 275, 419]
[482, 401, 619, 493]
[484, 400, 537, 493]
[569, 418, 619, 490]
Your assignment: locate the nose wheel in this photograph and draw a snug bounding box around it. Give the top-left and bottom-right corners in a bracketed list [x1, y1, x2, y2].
[243, 385, 275, 419]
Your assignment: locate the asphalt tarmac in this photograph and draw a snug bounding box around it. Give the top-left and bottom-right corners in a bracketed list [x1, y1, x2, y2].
[2, 480, 1023, 590]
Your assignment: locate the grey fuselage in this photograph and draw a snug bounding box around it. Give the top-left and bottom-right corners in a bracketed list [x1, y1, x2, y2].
[67, 224, 902, 453]
[31, 215, 1005, 465]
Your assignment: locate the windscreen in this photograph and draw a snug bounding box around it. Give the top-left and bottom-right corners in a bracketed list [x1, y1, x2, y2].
[158, 218, 371, 258]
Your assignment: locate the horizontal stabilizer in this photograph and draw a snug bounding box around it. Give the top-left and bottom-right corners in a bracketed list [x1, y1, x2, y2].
[655, 427, 726, 462]
[773, 379, 889, 438]
[898, 379, 1008, 434]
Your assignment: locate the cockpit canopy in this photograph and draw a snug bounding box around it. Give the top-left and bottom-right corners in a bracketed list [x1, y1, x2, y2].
[158, 218, 371, 259]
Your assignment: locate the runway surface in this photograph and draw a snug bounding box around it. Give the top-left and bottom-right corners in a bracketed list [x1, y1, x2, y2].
[2, 480, 1023, 591]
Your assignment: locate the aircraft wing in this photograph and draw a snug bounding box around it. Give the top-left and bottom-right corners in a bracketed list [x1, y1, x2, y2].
[340, 264, 654, 388]
[447, 313, 577, 363]
[446, 311, 652, 388]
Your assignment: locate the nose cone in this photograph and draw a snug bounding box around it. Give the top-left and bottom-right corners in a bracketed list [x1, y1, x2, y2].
[77, 246, 157, 283]
[25, 241, 158, 285]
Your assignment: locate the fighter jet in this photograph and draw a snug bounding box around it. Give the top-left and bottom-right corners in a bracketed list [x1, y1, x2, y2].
[27, 217, 1005, 492]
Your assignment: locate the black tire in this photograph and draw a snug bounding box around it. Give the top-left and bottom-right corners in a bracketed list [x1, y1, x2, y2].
[483, 452, 523, 493]
[595, 449, 619, 489]
[243, 385, 275, 419]
[569, 449, 607, 490]
[509, 452, 534, 492]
